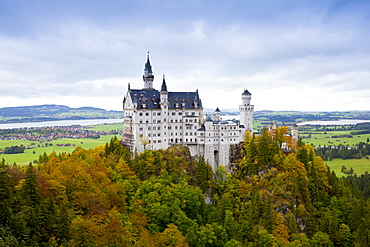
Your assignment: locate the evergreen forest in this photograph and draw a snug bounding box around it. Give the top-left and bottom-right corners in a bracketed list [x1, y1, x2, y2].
[1, 127, 370, 246]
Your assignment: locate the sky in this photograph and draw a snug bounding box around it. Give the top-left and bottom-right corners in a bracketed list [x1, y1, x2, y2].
[0, 0, 370, 112]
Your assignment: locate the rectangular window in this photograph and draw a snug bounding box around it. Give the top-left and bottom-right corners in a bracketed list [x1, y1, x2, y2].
[158, 113, 161, 116]
[146, 113, 149, 116]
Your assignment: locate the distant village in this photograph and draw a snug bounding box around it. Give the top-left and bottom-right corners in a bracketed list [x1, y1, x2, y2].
[0, 125, 119, 142]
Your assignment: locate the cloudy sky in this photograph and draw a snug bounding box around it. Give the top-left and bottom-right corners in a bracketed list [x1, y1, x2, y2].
[0, 0, 369, 112]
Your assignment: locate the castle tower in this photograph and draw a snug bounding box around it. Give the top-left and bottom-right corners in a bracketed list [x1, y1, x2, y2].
[160, 74, 168, 102]
[239, 89, 254, 132]
[214, 107, 221, 121]
[291, 124, 299, 143]
[143, 53, 154, 89]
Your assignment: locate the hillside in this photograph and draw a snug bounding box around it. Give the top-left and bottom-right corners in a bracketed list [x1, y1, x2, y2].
[0, 104, 123, 123]
[1, 130, 369, 246]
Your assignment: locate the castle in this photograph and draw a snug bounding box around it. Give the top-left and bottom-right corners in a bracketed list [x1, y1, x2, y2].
[122, 54, 254, 172]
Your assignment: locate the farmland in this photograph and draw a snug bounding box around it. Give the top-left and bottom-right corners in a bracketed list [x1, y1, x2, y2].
[0, 123, 123, 166]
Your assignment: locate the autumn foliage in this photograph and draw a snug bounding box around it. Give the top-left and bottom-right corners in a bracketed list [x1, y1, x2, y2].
[1, 131, 370, 246]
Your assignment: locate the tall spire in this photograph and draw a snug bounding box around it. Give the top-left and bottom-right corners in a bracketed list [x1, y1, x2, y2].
[161, 73, 167, 92]
[143, 52, 154, 89]
[144, 52, 153, 74]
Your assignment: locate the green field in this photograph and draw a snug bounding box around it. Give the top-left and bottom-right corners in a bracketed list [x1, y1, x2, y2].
[303, 133, 370, 146]
[0, 123, 123, 166]
[0, 135, 117, 166]
[88, 123, 123, 132]
[324, 158, 370, 177]
[300, 130, 370, 176]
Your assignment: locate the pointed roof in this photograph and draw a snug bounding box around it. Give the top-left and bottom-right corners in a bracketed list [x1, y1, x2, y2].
[161, 74, 168, 92]
[144, 53, 153, 74]
[242, 88, 251, 95]
[215, 107, 220, 112]
[127, 89, 202, 110]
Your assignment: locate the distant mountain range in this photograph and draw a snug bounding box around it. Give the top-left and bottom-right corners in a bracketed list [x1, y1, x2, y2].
[1, 104, 370, 125]
[0, 104, 123, 123]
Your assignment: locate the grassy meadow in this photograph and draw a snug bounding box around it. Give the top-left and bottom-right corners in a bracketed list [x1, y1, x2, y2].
[302, 132, 370, 146]
[324, 158, 370, 177]
[300, 127, 370, 176]
[0, 123, 123, 166]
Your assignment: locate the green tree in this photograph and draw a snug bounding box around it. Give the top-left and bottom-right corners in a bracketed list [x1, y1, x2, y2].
[0, 159, 13, 227]
[195, 156, 213, 193]
[310, 231, 333, 247]
[20, 163, 41, 207]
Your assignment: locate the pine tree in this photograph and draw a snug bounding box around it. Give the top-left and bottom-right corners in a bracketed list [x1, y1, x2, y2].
[0, 159, 13, 227]
[21, 163, 41, 207]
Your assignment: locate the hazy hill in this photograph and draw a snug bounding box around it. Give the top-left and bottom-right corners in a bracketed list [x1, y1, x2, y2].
[0, 104, 123, 123]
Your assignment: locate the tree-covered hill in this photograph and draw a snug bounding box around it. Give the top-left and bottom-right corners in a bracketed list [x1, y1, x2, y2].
[0, 104, 123, 123]
[1, 129, 370, 246]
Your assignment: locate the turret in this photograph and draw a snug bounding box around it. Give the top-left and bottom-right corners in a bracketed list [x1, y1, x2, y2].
[241, 89, 251, 105]
[291, 124, 299, 143]
[214, 107, 221, 121]
[239, 88, 254, 132]
[160, 74, 168, 105]
[143, 53, 154, 89]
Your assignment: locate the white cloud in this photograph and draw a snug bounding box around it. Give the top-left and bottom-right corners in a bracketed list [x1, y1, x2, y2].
[0, 0, 370, 112]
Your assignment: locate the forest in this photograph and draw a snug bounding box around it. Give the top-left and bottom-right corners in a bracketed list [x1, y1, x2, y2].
[315, 142, 370, 161]
[2, 145, 25, 154]
[1, 127, 370, 246]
